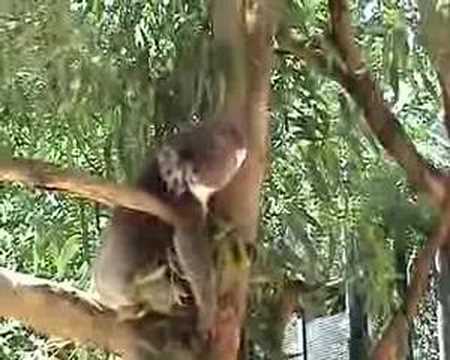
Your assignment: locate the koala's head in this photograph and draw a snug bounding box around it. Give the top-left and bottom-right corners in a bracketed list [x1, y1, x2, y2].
[156, 122, 247, 207]
[179, 123, 246, 186]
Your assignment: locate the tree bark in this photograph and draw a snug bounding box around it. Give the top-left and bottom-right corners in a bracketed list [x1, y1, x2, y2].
[0, 268, 130, 354]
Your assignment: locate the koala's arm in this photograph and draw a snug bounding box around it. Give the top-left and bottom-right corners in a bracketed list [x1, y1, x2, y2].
[173, 219, 216, 334]
[93, 209, 177, 314]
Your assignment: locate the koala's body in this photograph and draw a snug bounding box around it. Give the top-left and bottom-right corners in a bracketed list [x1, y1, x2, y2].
[93, 120, 247, 334]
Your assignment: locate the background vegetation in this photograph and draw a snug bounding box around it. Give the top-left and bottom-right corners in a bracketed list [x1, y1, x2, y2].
[0, 0, 447, 358]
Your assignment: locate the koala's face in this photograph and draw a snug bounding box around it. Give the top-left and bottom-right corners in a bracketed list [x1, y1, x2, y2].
[156, 122, 247, 208]
[186, 125, 247, 188]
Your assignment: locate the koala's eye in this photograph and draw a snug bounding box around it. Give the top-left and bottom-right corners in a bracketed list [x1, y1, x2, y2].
[164, 168, 173, 177]
[192, 165, 199, 174]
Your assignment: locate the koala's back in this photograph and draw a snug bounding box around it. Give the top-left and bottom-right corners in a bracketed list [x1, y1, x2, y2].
[93, 159, 175, 308]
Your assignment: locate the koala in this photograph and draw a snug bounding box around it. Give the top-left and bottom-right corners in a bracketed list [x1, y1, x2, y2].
[93, 119, 247, 335]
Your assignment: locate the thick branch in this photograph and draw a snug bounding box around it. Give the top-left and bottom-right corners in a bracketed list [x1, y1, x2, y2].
[211, 0, 247, 112]
[208, 1, 276, 360]
[214, 0, 275, 243]
[0, 158, 185, 227]
[0, 267, 131, 354]
[328, 0, 364, 72]
[0, 267, 199, 359]
[277, 33, 448, 208]
[326, 0, 448, 207]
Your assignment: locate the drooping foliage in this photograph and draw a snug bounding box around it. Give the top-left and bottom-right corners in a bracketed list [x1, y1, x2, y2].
[0, 0, 448, 358]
